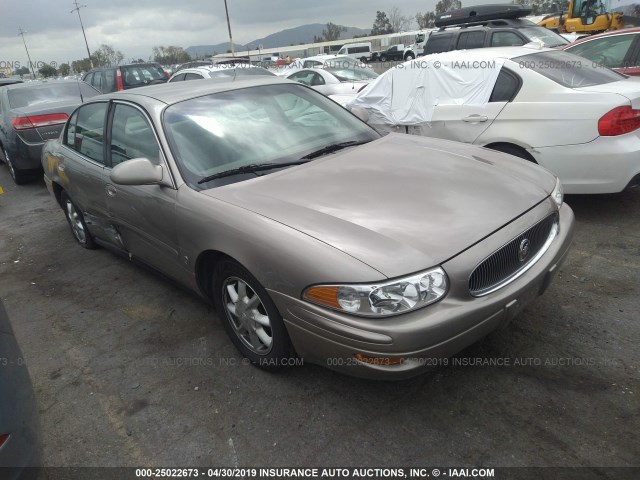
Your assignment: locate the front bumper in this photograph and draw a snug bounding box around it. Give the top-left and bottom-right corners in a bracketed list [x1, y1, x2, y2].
[269, 200, 575, 380]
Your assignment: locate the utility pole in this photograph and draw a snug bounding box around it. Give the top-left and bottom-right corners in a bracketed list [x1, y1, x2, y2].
[223, 0, 235, 56]
[71, 1, 93, 68]
[17, 28, 36, 79]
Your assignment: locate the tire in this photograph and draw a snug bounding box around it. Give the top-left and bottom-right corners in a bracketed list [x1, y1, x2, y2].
[405, 52, 415, 60]
[60, 191, 97, 249]
[213, 258, 294, 372]
[360, 57, 367, 63]
[380, 55, 387, 62]
[4, 148, 30, 185]
[487, 144, 537, 163]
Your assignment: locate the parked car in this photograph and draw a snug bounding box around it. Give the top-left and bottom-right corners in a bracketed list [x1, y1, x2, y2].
[0, 300, 41, 479]
[82, 63, 168, 93]
[41, 77, 573, 379]
[336, 42, 373, 62]
[169, 65, 275, 82]
[286, 66, 377, 96]
[562, 27, 640, 76]
[423, 18, 568, 55]
[0, 80, 100, 184]
[372, 44, 416, 62]
[173, 60, 213, 73]
[348, 46, 640, 194]
[271, 55, 360, 77]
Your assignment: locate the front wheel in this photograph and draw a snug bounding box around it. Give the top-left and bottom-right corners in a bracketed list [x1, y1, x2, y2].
[405, 52, 415, 60]
[61, 191, 97, 249]
[213, 259, 294, 371]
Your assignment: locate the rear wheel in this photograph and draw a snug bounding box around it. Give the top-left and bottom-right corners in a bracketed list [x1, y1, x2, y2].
[61, 191, 97, 249]
[213, 259, 294, 372]
[4, 148, 30, 185]
[487, 143, 537, 163]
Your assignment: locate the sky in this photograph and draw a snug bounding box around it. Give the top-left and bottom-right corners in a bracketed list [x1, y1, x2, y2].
[0, 0, 463, 68]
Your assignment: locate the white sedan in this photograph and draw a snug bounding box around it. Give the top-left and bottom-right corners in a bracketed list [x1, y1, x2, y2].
[287, 66, 378, 97]
[168, 65, 275, 82]
[347, 46, 640, 194]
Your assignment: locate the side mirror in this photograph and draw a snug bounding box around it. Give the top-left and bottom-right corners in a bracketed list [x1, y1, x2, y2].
[351, 106, 370, 123]
[110, 157, 171, 187]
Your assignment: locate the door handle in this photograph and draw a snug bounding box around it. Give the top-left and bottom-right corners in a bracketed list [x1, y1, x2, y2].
[105, 184, 117, 197]
[462, 115, 488, 123]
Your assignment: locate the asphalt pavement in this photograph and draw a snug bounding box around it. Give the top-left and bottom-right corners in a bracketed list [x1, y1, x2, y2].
[0, 162, 638, 474]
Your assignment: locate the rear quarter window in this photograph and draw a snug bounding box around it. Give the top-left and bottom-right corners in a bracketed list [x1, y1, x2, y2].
[425, 34, 454, 54]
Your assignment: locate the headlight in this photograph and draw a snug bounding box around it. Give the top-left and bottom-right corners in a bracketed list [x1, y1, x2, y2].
[303, 267, 448, 317]
[551, 177, 563, 208]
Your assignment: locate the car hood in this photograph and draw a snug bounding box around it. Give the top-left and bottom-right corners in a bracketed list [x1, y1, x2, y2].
[203, 134, 555, 278]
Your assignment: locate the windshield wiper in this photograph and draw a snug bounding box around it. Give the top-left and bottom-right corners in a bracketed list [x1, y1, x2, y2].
[300, 140, 369, 160]
[197, 160, 311, 184]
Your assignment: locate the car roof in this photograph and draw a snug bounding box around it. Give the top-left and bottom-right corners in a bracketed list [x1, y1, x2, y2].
[421, 44, 555, 62]
[1, 79, 84, 90]
[93, 76, 295, 105]
[562, 27, 640, 48]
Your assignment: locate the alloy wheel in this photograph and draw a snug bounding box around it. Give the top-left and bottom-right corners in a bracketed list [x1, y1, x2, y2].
[65, 199, 87, 244]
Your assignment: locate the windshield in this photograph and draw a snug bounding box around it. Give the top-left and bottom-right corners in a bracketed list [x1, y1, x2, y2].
[513, 50, 624, 88]
[8, 82, 100, 109]
[520, 27, 569, 48]
[163, 83, 379, 188]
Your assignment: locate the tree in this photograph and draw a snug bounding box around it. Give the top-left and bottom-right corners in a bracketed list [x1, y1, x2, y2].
[372, 11, 393, 35]
[322, 22, 347, 41]
[512, 0, 568, 15]
[71, 58, 92, 73]
[58, 63, 70, 76]
[388, 7, 412, 33]
[14, 66, 30, 76]
[152, 46, 191, 64]
[39, 64, 57, 78]
[92, 44, 124, 67]
[435, 0, 462, 14]
[416, 11, 436, 29]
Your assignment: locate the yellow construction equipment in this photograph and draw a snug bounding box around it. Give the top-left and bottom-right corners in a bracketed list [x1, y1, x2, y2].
[538, 0, 624, 34]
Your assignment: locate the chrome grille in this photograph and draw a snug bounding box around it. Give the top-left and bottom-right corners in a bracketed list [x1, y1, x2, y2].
[469, 213, 558, 296]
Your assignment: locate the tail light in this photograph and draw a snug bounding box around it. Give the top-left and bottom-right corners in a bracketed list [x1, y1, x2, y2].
[11, 113, 68, 131]
[116, 68, 124, 91]
[598, 106, 640, 136]
[164, 70, 170, 79]
[0, 433, 9, 448]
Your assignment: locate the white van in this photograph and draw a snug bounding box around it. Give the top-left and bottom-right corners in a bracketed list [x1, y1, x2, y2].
[336, 42, 373, 62]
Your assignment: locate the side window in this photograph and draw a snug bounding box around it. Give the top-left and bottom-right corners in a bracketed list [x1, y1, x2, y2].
[65, 103, 108, 164]
[91, 71, 102, 90]
[184, 73, 204, 80]
[311, 73, 325, 86]
[84, 72, 94, 85]
[457, 31, 486, 50]
[425, 34, 453, 54]
[289, 71, 315, 86]
[110, 104, 161, 166]
[489, 68, 522, 102]
[169, 73, 186, 82]
[103, 69, 115, 92]
[491, 31, 525, 47]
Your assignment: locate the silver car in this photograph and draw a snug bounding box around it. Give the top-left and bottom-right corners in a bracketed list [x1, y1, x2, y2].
[41, 77, 574, 379]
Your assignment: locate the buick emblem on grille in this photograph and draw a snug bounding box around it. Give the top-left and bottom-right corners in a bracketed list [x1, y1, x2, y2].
[518, 238, 530, 262]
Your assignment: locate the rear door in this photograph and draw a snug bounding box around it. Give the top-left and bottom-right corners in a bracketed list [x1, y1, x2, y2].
[415, 68, 518, 143]
[56, 102, 111, 240]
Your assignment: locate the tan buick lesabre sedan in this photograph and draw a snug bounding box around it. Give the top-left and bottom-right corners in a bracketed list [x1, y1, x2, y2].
[42, 77, 574, 379]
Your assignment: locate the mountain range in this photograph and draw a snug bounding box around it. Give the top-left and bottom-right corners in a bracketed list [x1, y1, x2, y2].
[185, 23, 370, 58]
